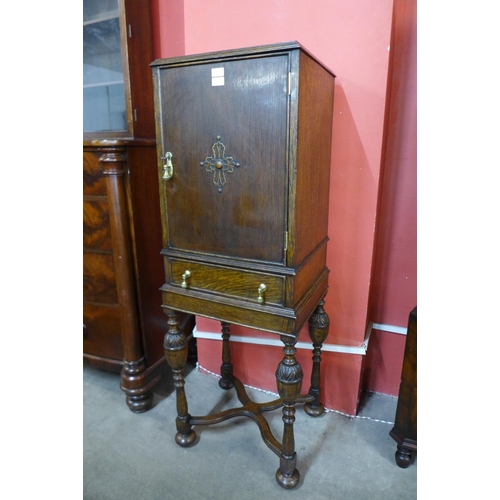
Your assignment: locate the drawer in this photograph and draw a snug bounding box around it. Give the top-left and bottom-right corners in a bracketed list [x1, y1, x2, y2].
[83, 199, 112, 251]
[83, 151, 107, 196]
[83, 304, 123, 360]
[83, 252, 118, 304]
[168, 258, 285, 306]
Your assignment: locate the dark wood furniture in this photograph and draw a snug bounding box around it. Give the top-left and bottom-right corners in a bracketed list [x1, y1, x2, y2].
[83, 0, 194, 412]
[390, 306, 417, 467]
[152, 42, 336, 488]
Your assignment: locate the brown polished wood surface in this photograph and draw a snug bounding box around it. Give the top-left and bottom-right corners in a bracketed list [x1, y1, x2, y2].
[83, 304, 123, 360]
[168, 258, 286, 306]
[157, 54, 288, 263]
[292, 51, 335, 266]
[83, 0, 195, 412]
[390, 307, 417, 468]
[83, 252, 118, 304]
[83, 199, 112, 250]
[84, 152, 107, 195]
[153, 42, 335, 489]
[153, 41, 336, 337]
[122, 0, 155, 139]
[83, 142, 195, 410]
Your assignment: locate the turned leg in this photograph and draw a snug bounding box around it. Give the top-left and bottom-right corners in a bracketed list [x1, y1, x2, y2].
[275, 335, 303, 489]
[219, 322, 234, 389]
[101, 149, 153, 413]
[163, 310, 196, 447]
[304, 299, 330, 417]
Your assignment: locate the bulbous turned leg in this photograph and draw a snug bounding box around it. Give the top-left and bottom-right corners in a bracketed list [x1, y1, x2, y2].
[120, 358, 154, 413]
[164, 310, 196, 447]
[219, 322, 234, 390]
[275, 335, 303, 489]
[304, 299, 330, 417]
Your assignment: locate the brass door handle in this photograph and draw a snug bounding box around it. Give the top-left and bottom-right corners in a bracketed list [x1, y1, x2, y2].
[161, 151, 174, 180]
[181, 270, 191, 288]
[257, 284, 267, 304]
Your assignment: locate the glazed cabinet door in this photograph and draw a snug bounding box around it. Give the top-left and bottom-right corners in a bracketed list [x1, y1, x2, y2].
[154, 54, 289, 264]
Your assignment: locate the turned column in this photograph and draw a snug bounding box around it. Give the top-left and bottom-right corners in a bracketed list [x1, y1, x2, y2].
[219, 322, 234, 389]
[164, 309, 196, 447]
[304, 298, 330, 416]
[275, 335, 303, 489]
[101, 148, 153, 413]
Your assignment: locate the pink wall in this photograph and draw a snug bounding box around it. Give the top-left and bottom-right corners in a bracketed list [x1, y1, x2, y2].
[369, 0, 417, 328]
[364, 0, 417, 395]
[150, 0, 185, 59]
[181, 0, 394, 353]
[150, 0, 416, 414]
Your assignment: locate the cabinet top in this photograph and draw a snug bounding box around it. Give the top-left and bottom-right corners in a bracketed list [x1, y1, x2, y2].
[151, 41, 335, 77]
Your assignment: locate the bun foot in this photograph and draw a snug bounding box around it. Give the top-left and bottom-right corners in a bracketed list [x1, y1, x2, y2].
[175, 429, 197, 447]
[121, 359, 154, 413]
[276, 468, 300, 489]
[304, 401, 324, 417]
[125, 392, 154, 413]
[218, 377, 234, 390]
[395, 444, 414, 468]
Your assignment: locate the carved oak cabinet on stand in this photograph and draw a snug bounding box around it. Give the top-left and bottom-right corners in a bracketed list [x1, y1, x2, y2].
[152, 42, 336, 489]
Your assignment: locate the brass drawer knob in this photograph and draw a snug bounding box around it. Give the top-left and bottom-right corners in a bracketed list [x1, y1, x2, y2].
[257, 283, 267, 304]
[181, 270, 191, 288]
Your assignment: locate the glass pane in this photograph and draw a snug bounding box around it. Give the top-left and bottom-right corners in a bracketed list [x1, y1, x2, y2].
[83, 0, 127, 133]
[83, 0, 119, 24]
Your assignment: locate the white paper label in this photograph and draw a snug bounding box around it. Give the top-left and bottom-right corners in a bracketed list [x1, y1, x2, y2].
[211, 67, 225, 86]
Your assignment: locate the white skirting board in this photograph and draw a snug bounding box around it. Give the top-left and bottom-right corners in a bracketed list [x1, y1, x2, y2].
[192, 321, 407, 356]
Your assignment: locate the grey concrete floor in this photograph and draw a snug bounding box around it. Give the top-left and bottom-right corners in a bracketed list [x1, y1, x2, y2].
[83, 364, 416, 499]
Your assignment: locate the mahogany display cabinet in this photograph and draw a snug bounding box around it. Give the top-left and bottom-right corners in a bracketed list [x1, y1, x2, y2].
[152, 42, 336, 488]
[83, 0, 194, 412]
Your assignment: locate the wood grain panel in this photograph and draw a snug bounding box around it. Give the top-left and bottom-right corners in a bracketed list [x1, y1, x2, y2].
[123, 0, 155, 138]
[292, 241, 328, 306]
[83, 151, 107, 195]
[162, 289, 295, 335]
[169, 258, 285, 306]
[292, 51, 335, 266]
[83, 199, 112, 250]
[126, 144, 166, 362]
[156, 54, 289, 263]
[83, 304, 123, 360]
[83, 252, 118, 304]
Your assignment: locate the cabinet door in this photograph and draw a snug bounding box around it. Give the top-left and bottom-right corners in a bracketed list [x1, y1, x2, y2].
[156, 54, 289, 264]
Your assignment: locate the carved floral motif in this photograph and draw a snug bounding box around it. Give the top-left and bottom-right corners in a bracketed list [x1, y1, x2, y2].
[200, 136, 241, 192]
